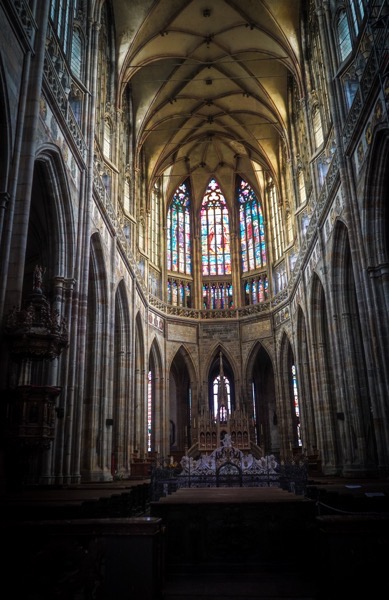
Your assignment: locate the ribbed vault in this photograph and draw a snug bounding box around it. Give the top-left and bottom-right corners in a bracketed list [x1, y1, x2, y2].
[114, 0, 302, 203]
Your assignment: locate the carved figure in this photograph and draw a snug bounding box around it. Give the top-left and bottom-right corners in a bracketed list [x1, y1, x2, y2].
[33, 265, 45, 291]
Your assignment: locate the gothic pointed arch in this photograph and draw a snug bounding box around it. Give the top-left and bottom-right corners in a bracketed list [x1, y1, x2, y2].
[201, 177, 233, 309]
[331, 220, 377, 473]
[166, 178, 193, 307]
[15, 150, 75, 392]
[112, 279, 131, 477]
[207, 345, 236, 417]
[169, 345, 197, 453]
[278, 331, 302, 455]
[310, 272, 340, 473]
[362, 128, 389, 468]
[82, 232, 110, 481]
[33, 147, 76, 281]
[148, 337, 163, 454]
[296, 305, 317, 455]
[246, 341, 277, 454]
[133, 312, 145, 456]
[364, 129, 389, 269]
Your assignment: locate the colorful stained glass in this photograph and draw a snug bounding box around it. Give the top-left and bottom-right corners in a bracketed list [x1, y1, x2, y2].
[237, 177, 266, 272]
[167, 180, 191, 275]
[201, 178, 231, 276]
[243, 275, 268, 305]
[202, 282, 233, 309]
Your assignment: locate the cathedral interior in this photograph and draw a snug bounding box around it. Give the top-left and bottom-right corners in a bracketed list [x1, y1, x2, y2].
[0, 1, 389, 598]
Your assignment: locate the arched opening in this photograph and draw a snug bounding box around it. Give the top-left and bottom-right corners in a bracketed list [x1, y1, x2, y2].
[207, 348, 235, 418]
[279, 333, 302, 455]
[133, 313, 145, 458]
[148, 339, 163, 455]
[331, 220, 377, 474]
[112, 280, 131, 478]
[81, 233, 110, 481]
[310, 273, 340, 472]
[247, 343, 277, 454]
[296, 305, 317, 455]
[169, 346, 195, 454]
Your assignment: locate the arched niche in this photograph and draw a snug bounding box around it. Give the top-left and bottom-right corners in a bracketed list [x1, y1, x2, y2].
[246, 342, 277, 454]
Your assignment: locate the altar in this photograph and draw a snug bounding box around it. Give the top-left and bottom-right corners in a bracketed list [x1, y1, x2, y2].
[178, 433, 279, 488]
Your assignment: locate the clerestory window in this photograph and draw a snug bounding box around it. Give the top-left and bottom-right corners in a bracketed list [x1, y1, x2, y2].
[237, 177, 266, 272]
[201, 178, 231, 276]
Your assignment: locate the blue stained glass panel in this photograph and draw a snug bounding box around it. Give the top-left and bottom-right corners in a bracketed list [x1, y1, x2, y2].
[237, 177, 266, 272]
[201, 178, 231, 276]
[167, 180, 191, 275]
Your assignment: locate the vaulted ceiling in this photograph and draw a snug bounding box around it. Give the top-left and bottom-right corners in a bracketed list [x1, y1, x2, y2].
[113, 0, 303, 204]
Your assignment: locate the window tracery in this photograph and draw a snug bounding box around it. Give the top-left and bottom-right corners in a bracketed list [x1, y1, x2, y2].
[167, 180, 192, 275]
[337, 9, 352, 61]
[201, 178, 231, 277]
[237, 177, 266, 272]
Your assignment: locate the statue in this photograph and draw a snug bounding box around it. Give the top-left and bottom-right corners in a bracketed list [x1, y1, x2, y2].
[221, 433, 232, 447]
[33, 265, 45, 292]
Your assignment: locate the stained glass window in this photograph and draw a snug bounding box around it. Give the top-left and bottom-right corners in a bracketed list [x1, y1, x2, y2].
[71, 28, 82, 79]
[243, 276, 268, 305]
[313, 106, 324, 147]
[212, 375, 231, 418]
[167, 180, 191, 274]
[338, 10, 352, 62]
[237, 178, 266, 272]
[167, 279, 191, 307]
[298, 169, 306, 205]
[203, 282, 233, 309]
[201, 179, 231, 276]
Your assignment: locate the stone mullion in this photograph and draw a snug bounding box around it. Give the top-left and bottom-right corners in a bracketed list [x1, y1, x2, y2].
[192, 232, 203, 309]
[230, 229, 241, 307]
